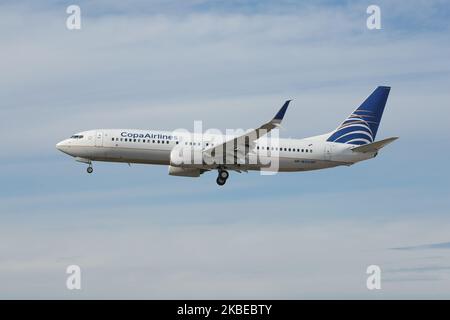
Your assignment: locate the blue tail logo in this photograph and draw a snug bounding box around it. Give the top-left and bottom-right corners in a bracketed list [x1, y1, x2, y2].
[327, 86, 390, 145]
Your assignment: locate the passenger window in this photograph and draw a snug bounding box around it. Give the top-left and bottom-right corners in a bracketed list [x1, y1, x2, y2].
[288, 148, 291, 152]
[133, 139, 136, 142]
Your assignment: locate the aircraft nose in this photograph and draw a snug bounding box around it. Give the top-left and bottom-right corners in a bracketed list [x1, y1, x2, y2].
[56, 140, 68, 152]
[56, 139, 74, 156]
[56, 141, 63, 151]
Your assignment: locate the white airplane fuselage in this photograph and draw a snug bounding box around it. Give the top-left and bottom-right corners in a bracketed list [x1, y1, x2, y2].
[56, 87, 396, 184]
[56, 129, 375, 172]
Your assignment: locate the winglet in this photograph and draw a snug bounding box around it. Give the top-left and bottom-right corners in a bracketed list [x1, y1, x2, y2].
[273, 100, 292, 122]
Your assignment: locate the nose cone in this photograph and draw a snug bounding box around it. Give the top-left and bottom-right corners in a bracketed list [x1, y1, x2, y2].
[56, 140, 70, 154]
[56, 141, 63, 151]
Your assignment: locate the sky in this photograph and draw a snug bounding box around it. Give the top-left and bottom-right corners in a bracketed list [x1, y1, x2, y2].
[0, 0, 450, 299]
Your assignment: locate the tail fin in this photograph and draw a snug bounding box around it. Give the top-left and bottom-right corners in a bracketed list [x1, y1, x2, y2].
[327, 86, 390, 145]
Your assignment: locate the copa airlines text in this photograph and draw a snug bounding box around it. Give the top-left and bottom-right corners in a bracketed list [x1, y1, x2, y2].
[56, 86, 398, 185]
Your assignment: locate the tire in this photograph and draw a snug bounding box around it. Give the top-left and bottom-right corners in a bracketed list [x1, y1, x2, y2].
[216, 177, 226, 186]
[219, 170, 229, 180]
[87, 167, 93, 174]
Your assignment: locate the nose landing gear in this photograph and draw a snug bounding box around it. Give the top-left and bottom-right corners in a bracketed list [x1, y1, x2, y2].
[216, 169, 229, 186]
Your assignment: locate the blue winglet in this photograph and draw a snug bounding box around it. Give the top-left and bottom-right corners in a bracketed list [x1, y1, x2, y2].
[273, 100, 291, 121]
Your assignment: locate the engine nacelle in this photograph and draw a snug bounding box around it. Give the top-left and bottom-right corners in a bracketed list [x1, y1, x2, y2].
[169, 146, 204, 167]
[168, 165, 200, 177]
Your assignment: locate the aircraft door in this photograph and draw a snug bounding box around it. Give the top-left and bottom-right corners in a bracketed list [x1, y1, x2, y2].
[95, 131, 103, 147]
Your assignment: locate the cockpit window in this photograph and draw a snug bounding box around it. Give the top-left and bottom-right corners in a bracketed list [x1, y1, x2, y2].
[70, 135, 84, 139]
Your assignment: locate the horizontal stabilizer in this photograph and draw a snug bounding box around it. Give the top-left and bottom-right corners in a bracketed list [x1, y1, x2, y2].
[351, 137, 398, 153]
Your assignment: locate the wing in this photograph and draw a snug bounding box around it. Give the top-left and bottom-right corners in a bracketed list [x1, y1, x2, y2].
[203, 100, 292, 166]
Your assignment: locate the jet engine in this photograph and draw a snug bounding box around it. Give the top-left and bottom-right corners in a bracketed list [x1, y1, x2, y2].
[168, 165, 200, 177]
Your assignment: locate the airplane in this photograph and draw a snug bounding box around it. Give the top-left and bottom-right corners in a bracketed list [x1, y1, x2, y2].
[56, 86, 398, 186]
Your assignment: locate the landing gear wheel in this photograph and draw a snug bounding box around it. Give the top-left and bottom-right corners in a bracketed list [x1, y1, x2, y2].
[216, 177, 226, 186]
[87, 166, 93, 174]
[219, 170, 229, 180]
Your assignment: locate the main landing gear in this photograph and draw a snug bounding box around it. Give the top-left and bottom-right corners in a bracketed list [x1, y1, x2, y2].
[216, 169, 229, 186]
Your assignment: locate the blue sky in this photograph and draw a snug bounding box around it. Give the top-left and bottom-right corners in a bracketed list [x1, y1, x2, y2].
[0, 0, 450, 298]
